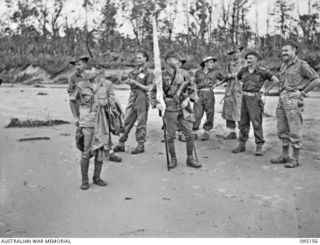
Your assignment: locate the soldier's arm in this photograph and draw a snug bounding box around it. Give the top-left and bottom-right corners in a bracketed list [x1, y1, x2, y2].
[263, 75, 280, 94]
[301, 78, 320, 96]
[149, 83, 158, 108]
[184, 71, 199, 102]
[69, 83, 80, 125]
[194, 70, 206, 89]
[236, 68, 243, 80]
[299, 63, 320, 96]
[67, 75, 75, 95]
[213, 71, 227, 87]
[129, 72, 154, 92]
[104, 78, 116, 102]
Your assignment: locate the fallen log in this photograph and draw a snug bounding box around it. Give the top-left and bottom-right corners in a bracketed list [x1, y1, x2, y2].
[18, 137, 50, 142]
[6, 118, 70, 128]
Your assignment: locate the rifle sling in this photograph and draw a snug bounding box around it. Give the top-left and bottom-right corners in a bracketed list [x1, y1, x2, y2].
[164, 69, 177, 95]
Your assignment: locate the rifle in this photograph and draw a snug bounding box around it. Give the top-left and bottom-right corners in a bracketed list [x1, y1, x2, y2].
[159, 111, 170, 170]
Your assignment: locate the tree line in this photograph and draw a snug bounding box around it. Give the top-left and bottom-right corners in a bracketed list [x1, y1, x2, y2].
[0, 0, 319, 76]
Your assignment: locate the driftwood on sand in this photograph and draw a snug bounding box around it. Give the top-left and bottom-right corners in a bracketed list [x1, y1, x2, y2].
[18, 137, 50, 142]
[6, 118, 70, 128]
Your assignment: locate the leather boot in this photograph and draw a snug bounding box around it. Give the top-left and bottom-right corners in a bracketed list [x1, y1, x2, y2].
[186, 156, 202, 168]
[186, 140, 201, 168]
[109, 152, 122, 162]
[255, 144, 263, 156]
[270, 146, 290, 164]
[224, 132, 237, 140]
[93, 160, 108, 186]
[270, 155, 291, 164]
[232, 141, 246, 153]
[113, 144, 125, 152]
[168, 142, 177, 169]
[131, 143, 144, 154]
[80, 158, 89, 190]
[200, 131, 209, 141]
[285, 147, 300, 168]
[178, 134, 186, 142]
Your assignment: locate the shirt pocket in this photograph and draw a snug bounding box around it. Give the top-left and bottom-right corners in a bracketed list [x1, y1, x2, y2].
[287, 71, 302, 86]
[135, 73, 146, 85]
[80, 89, 94, 104]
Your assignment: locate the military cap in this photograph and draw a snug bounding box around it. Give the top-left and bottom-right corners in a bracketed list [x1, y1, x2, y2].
[200, 56, 217, 67]
[69, 55, 90, 65]
[227, 46, 244, 55]
[282, 40, 299, 49]
[244, 50, 261, 60]
[164, 51, 186, 64]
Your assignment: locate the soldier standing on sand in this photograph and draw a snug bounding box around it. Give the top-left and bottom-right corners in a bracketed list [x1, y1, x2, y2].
[231, 50, 279, 156]
[221, 46, 245, 140]
[113, 50, 154, 154]
[160, 54, 191, 143]
[150, 51, 201, 170]
[266, 41, 320, 168]
[67, 56, 89, 126]
[70, 62, 122, 190]
[193, 56, 226, 140]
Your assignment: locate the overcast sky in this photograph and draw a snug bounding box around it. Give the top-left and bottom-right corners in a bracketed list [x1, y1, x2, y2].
[0, 0, 312, 36]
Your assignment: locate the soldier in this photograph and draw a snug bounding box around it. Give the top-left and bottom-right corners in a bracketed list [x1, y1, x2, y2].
[174, 55, 188, 142]
[267, 41, 320, 168]
[232, 51, 279, 156]
[150, 51, 201, 169]
[160, 55, 190, 143]
[221, 46, 245, 140]
[70, 62, 122, 190]
[113, 50, 154, 154]
[193, 56, 226, 140]
[67, 56, 89, 126]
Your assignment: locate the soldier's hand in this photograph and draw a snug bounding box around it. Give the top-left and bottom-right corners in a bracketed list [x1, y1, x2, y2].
[99, 98, 109, 107]
[300, 91, 307, 98]
[125, 79, 136, 85]
[156, 103, 165, 116]
[194, 95, 200, 103]
[297, 97, 304, 108]
[181, 97, 190, 108]
[260, 91, 266, 105]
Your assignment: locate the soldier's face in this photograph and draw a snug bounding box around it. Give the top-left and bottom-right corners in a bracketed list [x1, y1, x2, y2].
[136, 53, 147, 66]
[282, 45, 296, 62]
[75, 61, 86, 72]
[205, 60, 215, 70]
[246, 55, 257, 65]
[167, 57, 180, 68]
[235, 49, 242, 58]
[84, 67, 98, 80]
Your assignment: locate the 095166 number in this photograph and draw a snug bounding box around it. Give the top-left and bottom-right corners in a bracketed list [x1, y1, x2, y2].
[300, 239, 318, 244]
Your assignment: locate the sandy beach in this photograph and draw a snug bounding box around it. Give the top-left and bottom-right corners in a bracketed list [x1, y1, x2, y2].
[0, 84, 320, 237]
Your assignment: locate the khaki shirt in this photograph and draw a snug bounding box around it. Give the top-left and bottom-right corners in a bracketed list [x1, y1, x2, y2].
[237, 66, 273, 92]
[150, 68, 193, 112]
[194, 68, 225, 89]
[71, 74, 115, 128]
[127, 64, 153, 110]
[280, 57, 319, 92]
[67, 71, 85, 96]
